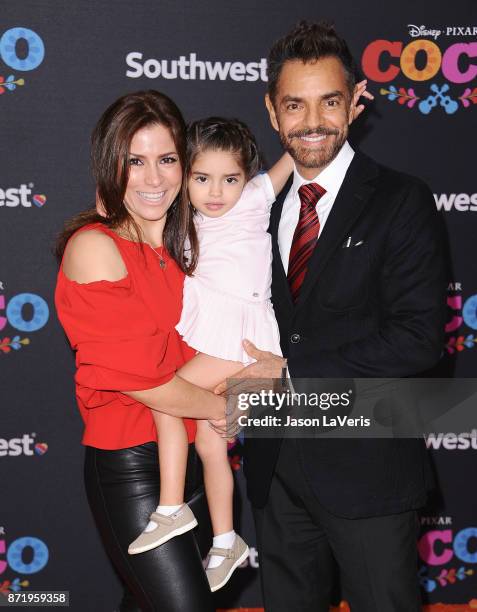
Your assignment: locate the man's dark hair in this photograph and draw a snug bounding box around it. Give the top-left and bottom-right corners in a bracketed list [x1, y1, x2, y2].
[267, 20, 357, 103]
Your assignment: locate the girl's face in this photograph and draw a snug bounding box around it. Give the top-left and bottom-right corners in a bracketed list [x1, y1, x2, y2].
[188, 149, 246, 218]
[124, 124, 182, 231]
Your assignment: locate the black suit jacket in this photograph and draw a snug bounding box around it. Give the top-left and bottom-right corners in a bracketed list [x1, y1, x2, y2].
[243, 151, 447, 518]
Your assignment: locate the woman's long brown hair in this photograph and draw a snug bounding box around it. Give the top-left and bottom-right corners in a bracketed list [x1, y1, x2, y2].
[55, 90, 198, 274]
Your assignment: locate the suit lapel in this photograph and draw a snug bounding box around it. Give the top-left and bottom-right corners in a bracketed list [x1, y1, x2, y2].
[294, 152, 379, 311]
[270, 177, 294, 309]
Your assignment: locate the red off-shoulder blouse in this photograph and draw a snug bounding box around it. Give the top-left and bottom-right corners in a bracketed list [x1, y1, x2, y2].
[55, 223, 196, 449]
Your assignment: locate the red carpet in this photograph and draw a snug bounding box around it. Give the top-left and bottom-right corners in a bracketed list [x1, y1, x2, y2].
[218, 603, 477, 611]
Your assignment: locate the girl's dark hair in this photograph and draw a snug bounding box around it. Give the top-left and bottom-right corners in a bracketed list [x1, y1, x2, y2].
[55, 90, 198, 274]
[186, 117, 262, 181]
[267, 20, 357, 104]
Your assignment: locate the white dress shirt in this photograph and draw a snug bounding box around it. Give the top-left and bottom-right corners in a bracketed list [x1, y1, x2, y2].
[278, 141, 355, 273]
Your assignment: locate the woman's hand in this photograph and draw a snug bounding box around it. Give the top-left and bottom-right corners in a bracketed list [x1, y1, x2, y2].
[207, 419, 236, 442]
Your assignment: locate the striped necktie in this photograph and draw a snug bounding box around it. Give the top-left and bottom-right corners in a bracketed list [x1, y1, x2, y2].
[287, 182, 326, 303]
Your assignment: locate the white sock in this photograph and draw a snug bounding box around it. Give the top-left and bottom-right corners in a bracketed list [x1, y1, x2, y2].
[144, 504, 182, 533]
[207, 530, 236, 569]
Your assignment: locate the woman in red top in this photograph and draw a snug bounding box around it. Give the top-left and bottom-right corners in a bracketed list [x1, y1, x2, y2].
[55, 91, 225, 612]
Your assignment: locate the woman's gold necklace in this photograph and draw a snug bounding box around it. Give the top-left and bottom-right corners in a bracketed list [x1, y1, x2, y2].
[114, 229, 166, 269]
[146, 242, 166, 269]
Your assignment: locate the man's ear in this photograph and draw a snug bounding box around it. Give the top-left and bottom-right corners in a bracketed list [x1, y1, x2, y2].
[265, 94, 279, 132]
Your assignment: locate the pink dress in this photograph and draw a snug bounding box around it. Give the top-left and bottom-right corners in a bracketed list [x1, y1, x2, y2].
[176, 173, 282, 364]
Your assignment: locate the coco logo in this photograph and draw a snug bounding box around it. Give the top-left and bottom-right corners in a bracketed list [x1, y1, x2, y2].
[361, 34, 477, 114]
[445, 282, 477, 354]
[418, 528, 477, 565]
[418, 527, 477, 592]
[0, 287, 49, 354]
[362, 39, 477, 84]
[0, 27, 45, 95]
[0, 534, 49, 576]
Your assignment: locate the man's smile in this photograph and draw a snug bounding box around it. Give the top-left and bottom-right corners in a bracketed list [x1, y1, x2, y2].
[297, 134, 328, 145]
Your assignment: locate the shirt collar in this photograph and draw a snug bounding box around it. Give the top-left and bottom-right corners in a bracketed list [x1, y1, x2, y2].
[290, 140, 355, 200]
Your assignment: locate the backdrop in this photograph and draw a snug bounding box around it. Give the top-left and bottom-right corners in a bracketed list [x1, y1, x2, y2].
[1, 1, 476, 610]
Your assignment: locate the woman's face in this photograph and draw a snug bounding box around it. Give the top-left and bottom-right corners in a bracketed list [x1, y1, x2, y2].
[124, 123, 182, 231]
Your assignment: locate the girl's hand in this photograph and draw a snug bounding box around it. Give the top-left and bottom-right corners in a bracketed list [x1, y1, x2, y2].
[352, 79, 374, 121]
[268, 152, 295, 198]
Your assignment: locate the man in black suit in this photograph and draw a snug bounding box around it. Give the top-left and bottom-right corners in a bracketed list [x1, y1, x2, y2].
[223, 20, 447, 611]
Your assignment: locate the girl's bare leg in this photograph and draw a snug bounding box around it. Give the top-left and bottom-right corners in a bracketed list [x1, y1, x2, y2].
[178, 353, 243, 536]
[196, 419, 232, 535]
[128, 411, 194, 554]
[152, 411, 189, 505]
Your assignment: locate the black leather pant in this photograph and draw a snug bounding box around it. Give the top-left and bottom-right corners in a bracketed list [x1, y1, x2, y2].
[84, 442, 214, 612]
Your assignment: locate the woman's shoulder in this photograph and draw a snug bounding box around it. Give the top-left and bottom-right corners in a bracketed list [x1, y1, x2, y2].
[63, 225, 127, 284]
[68, 223, 114, 246]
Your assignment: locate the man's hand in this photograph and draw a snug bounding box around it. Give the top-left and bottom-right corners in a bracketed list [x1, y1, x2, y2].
[209, 340, 286, 437]
[214, 340, 285, 395]
[352, 79, 374, 121]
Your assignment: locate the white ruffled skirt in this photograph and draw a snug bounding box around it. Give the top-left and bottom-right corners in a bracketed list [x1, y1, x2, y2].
[176, 280, 282, 364]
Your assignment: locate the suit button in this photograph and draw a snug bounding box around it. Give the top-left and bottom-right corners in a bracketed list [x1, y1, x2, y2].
[290, 333, 301, 344]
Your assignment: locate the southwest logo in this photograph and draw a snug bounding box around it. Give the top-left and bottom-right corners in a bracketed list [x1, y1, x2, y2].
[0, 434, 47, 457]
[0, 184, 47, 208]
[34, 442, 48, 456]
[126, 52, 267, 82]
[425, 430, 477, 450]
[32, 194, 46, 207]
[434, 193, 477, 212]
